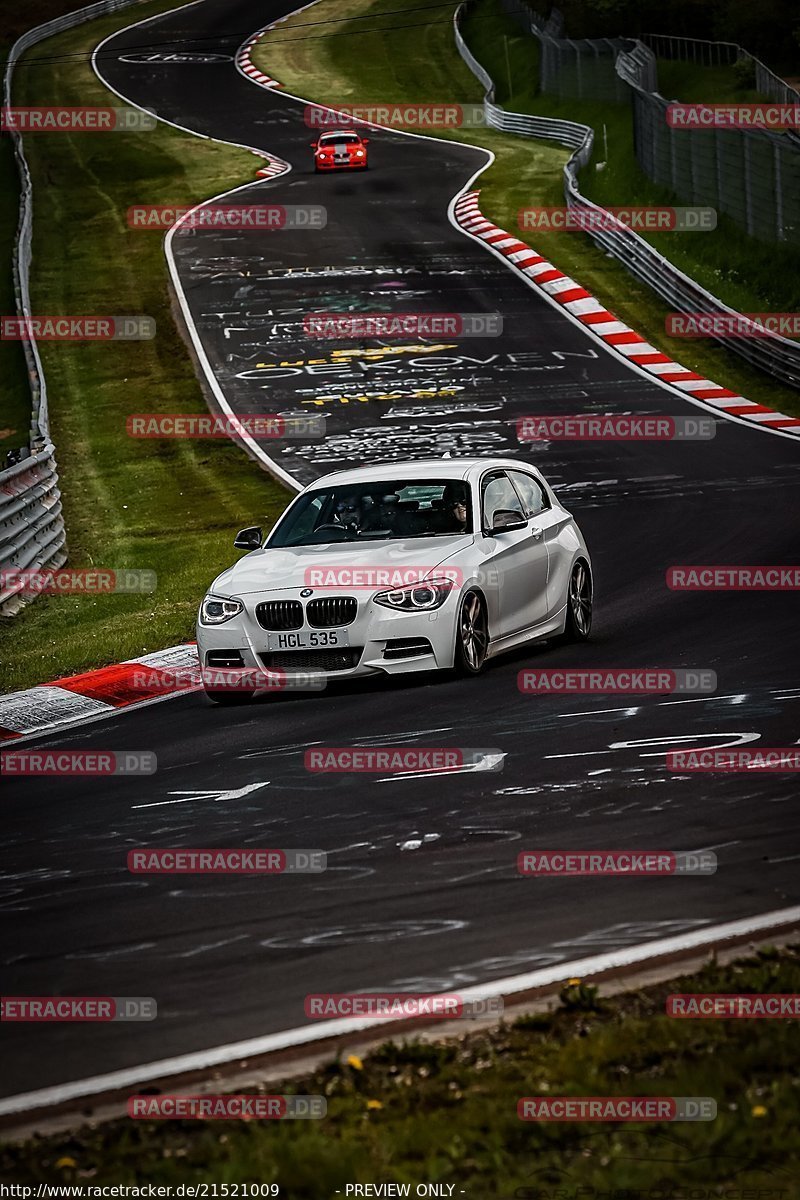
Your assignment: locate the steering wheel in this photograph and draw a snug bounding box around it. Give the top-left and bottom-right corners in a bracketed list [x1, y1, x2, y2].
[307, 523, 349, 542]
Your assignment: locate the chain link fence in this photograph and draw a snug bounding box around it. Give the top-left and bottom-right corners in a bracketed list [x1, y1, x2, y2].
[625, 37, 800, 246]
[504, 0, 630, 102]
[1, 0, 138, 618]
[642, 33, 800, 107]
[453, 1, 800, 390]
[497, 5, 800, 246]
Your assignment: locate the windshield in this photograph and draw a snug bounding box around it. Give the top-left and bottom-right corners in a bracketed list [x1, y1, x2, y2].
[268, 480, 473, 547]
[319, 132, 361, 144]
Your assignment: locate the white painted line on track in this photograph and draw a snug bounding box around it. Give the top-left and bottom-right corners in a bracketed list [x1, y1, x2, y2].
[1, 905, 798, 1117]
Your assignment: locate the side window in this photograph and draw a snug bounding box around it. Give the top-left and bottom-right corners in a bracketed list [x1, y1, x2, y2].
[481, 472, 524, 529]
[508, 470, 548, 518]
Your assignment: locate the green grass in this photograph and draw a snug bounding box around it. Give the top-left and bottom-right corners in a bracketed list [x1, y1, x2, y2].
[3, 946, 799, 1192]
[253, 0, 800, 418]
[655, 58, 767, 104]
[0, 0, 291, 692]
[2, 0, 156, 453]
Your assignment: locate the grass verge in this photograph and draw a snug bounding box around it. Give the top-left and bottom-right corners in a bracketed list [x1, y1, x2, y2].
[2, 0, 119, 453]
[0, 0, 290, 693]
[253, 0, 800, 418]
[2, 945, 799, 1191]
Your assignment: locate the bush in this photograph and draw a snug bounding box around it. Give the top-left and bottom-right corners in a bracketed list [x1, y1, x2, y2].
[732, 55, 757, 89]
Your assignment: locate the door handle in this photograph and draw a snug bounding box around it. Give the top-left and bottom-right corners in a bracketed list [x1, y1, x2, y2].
[530, 526, 543, 540]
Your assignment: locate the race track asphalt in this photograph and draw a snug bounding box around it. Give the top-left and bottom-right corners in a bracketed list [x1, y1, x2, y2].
[1, 0, 798, 1099]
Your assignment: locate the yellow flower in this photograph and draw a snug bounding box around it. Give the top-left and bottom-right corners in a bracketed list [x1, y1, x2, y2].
[751, 1106, 768, 1118]
[55, 1158, 77, 1169]
[366, 1099, 383, 1110]
[567, 978, 581, 986]
[347, 1054, 363, 1071]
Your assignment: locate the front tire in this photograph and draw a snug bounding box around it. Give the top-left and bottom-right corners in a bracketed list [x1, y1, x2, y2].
[454, 590, 489, 675]
[204, 689, 254, 706]
[563, 559, 592, 641]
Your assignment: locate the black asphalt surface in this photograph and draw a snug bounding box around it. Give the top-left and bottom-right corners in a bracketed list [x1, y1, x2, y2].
[1, 0, 799, 1099]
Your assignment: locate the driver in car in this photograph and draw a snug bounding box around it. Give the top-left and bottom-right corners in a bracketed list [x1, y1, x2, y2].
[431, 483, 469, 534]
[334, 495, 363, 533]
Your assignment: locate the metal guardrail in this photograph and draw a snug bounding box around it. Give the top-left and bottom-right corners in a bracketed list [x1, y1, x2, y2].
[615, 40, 657, 93]
[1, 0, 139, 617]
[453, 1, 800, 391]
[0, 445, 67, 616]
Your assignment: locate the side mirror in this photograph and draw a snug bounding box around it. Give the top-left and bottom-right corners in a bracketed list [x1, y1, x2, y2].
[234, 526, 263, 550]
[310, 142, 318, 148]
[489, 510, 527, 535]
[362, 138, 370, 144]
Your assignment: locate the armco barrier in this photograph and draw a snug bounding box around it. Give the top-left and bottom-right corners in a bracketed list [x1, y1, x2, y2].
[453, 2, 800, 390]
[1, 0, 140, 618]
[0, 445, 67, 617]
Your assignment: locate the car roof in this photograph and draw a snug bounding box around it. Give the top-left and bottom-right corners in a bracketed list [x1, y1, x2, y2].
[308, 458, 543, 489]
[318, 128, 362, 137]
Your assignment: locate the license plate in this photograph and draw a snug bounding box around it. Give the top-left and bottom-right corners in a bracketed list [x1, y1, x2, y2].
[267, 629, 350, 651]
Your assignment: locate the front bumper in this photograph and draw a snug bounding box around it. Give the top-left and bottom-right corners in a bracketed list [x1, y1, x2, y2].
[196, 588, 458, 681]
[314, 158, 368, 170]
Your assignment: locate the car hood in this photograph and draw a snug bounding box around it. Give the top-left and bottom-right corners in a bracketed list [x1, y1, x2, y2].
[211, 536, 474, 596]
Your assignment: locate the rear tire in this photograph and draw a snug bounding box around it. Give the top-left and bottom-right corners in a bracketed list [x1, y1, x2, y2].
[563, 559, 592, 642]
[454, 590, 489, 676]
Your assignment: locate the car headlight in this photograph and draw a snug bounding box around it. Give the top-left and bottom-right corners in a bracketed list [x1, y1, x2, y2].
[200, 595, 243, 625]
[317, 151, 328, 159]
[355, 149, 365, 157]
[373, 579, 454, 612]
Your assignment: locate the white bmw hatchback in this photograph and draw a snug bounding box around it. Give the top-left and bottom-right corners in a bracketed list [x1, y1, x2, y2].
[197, 458, 592, 703]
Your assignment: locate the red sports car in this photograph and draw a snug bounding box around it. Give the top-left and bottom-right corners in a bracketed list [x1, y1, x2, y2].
[311, 129, 369, 172]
